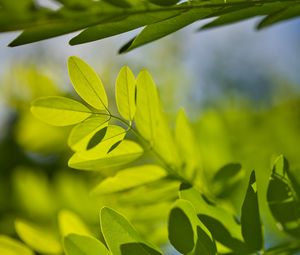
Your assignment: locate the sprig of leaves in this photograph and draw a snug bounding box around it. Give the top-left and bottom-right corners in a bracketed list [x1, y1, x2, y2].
[31, 56, 200, 197]
[2, 0, 300, 51]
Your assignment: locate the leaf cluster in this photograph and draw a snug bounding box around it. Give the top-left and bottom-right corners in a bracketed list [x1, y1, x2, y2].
[1, 58, 300, 255]
[1, 0, 300, 51]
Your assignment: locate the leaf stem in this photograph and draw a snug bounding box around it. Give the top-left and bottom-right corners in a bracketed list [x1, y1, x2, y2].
[96, 112, 193, 185]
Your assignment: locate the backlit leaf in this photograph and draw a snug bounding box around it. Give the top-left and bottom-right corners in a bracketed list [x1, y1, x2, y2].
[115, 66, 136, 121]
[58, 210, 92, 237]
[175, 109, 201, 179]
[69, 140, 143, 170]
[64, 234, 109, 255]
[135, 70, 180, 167]
[0, 235, 33, 255]
[68, 56, 108, 110]
[68, 116, 110, 151]
[100, 207, 162, 255]
[31, 96, 91, 126]
[92, 165, 167, 195]
[15, 220, 62, 254]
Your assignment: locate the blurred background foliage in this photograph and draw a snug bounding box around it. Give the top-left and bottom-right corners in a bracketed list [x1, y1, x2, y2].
[1, 12, 300, 253]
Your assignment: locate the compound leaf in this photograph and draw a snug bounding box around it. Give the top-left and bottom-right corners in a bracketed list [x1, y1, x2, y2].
[31, 96, 91, 126]
[68, 56, 108, 110]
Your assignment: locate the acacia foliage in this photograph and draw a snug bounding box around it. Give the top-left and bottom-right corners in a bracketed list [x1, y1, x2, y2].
[0, 57, 295, 254]
[1, 0, 300, 51]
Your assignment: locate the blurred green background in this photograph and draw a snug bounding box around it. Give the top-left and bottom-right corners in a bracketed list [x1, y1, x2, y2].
[1, 16, 300, 252]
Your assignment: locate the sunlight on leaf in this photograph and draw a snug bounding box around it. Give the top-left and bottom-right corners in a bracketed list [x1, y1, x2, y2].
[0, 235, 33, 255]
[58, 210, 92, 237]
[92, 165, 167, 195]
[68, 116, 110, 151]
[64, 234, 109, 255]
[116, 66, 136, 121]
[68, 56, 108, 110]
[69, 140, 143, 170]
[100, 207, 162, 255]
[15, 220, 62, 254]
[31, 96, 92, 126]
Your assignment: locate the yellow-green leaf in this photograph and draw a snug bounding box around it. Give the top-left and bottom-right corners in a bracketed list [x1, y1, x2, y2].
[78, 125, 126, 156]
[64, 234, 109, 255]
[175, 109, 201, 178]
[68, 116, 110, 151]
[135, 70, 159, 143]
[92, 165, 167, 195]
[135, 70, 179, 167]
[31, 96, 92, 126]
[69, 140, 143, 171]
[100, 207, 162, 255]
[116, 66, 136, 121]
[0, 235, 33, 255]
[58, 210, 92, 237]
[68, 56, 108, 110]
[15, 220, 62, 254]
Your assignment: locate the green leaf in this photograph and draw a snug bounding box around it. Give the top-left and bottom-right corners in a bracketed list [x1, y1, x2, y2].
[212, 163, 244, 199]
[68, 56, 108, 110]
[267, 156, 300, 237]
[100, 207, 162, 255]
[197, 214, 249, 254]
[115, 66, 136, 121]
[175, 109, 201, 178]
[31, 96, 92, 126]
[58, 210, 92, 237]
[147, 0, 180, 6]
[240, 171, 263, 252]
[200, 3, 285, 30]
[77, 125, 126, 155]
[68, 116, 110, 151]
[64, 234, 109, 255]
[257, 5, 300, 29]
[179, 185, 246, 252]
[15, 219, 62, 254]
[168, 199, 198, 253]
[193, 226, 216, 255]
[70, 9, 180, 45]
[69, 140, 143, 170]
[134, 70, 159, 143]
[92, 164, 167, 195]
[135, 70, 180, 167]
[119, 7, 213, 53]
[0, 235, 34, 255]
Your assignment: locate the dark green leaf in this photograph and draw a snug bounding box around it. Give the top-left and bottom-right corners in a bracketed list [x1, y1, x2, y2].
[119, 6, 213, 53]
[86, 127, 107, 150]
[267, 156, 300, 238]
[240, 171, 263, 252]
[168, 207, 195, 253]
[257, 5, 300, 29]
